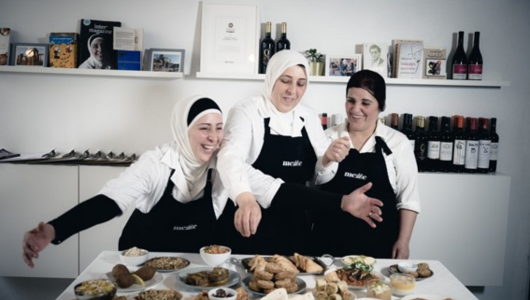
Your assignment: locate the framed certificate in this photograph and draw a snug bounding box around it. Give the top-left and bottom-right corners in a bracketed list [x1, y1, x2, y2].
[200, 4, 259, 74]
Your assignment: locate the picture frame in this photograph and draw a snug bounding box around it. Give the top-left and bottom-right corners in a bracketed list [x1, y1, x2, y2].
[326, 54, 362, 77]
[147, 48, 185, 72]
[10, 43, 48, 66]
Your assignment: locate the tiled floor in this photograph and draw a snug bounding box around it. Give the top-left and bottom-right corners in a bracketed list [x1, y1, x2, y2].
[0, 277, 73, 300]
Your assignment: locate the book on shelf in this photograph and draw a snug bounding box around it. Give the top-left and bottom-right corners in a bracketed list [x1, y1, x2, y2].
[423, 48, 447, 79]
[356, 43, 388, 78]
[78, 19, 121, 70]
[0, 28, 11, 66]
[392, 39, 424, 79]
[113, 27, 143, 71]
[49, 32, 78, 68]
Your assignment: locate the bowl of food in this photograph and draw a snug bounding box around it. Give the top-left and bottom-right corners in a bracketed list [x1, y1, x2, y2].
[200, 245, 231, 267]
[341, 255, 376, 267]
[119, 246, 148, 266]
[208, 287, 237, 300]
[397, 261, 418, 274]
[389, 273, 415, 296]
[365, 280, 392, 300]
[74, 279, 117, 300]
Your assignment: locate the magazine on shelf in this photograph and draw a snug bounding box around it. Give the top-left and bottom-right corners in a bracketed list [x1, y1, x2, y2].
[392, 39, 424, 79]
[356, 43, 388, 78]
[0, 28, 11, 66]
[49, 32, 78, 68]
[423, 48, 447, 79]
[78, 19, 121, 69]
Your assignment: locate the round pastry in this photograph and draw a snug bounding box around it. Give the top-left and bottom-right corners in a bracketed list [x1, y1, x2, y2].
[274, 271, 296, 280]
[255, 270, 274, 280]
[257, 279, 275, 290]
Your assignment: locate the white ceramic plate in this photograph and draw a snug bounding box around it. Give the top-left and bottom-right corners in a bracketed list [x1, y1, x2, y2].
[241, 276, 307, 296]
[103, 271, 163, 293]
[387, 264, 434, 281]
[401, 294, 446, 300]
[177, 267, 240, 290]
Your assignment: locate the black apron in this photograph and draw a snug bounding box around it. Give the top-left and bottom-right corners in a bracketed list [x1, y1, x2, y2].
[311, 136, 399, 258]
[119, 169, 217, 252]
[216, 118, 317, 255]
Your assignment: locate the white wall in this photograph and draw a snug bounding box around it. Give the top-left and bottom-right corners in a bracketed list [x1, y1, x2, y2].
[1, 0, 529, 299]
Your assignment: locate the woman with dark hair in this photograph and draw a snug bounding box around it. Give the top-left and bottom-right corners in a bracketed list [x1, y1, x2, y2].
[311, 70, 420, 258]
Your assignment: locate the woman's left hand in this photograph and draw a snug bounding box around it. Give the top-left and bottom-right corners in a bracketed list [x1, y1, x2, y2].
[392, 239, 410, 259]
[323, 136, 350, 166]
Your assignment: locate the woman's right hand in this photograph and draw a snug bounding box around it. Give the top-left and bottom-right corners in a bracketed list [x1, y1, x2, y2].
[234, 192, 262, 237]
[322, 136, 350, 167]
[341, 182, 384, 228]
[23, 222, 55, 268]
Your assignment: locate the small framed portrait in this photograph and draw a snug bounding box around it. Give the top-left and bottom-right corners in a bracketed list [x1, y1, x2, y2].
[147, 48, 185, 72]
[326, 54, 362, 77]
[10, 43, 49, 66]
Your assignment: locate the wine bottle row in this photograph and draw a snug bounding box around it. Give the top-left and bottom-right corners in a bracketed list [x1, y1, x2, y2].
[259, 22, 291, 74]
[451, 31, 483, 80]
[387, 113, 499, 173]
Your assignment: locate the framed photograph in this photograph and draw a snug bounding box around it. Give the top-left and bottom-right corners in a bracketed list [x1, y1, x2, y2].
[147, 48, 185, 72]
[10, 43, 48, 66]
[200, 4, 259, 74]
[326, 54, 362, 77]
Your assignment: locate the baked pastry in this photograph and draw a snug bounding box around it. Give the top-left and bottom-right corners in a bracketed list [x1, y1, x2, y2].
[292, 253, 323, 273]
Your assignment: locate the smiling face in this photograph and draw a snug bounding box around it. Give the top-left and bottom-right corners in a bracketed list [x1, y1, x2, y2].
[270, 65, 307, 113]
[345, 87, 380, 135]
[90, 37, 104, 61]
[188, 113, 223, 164]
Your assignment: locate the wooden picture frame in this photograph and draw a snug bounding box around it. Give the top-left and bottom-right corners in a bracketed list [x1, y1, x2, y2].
[10, 43, 48, 66]
[326, 54, 362, 77]
[147, 48, 185, 72]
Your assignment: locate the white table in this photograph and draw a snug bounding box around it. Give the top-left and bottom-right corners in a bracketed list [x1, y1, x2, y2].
[55, 251, 478, 300]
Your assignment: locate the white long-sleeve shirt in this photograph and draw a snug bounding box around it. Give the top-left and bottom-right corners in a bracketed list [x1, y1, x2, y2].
[217, 96, 336, 208]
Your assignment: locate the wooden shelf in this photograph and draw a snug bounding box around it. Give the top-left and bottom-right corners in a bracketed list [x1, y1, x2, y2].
[196, 72, 510, 88]
[0, 65, 183, 79]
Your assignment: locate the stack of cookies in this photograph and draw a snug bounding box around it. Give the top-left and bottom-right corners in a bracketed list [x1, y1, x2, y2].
[247, 255, 299, 294]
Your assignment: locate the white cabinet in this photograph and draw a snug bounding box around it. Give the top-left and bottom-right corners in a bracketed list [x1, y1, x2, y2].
[0, 164, 79, 278]
[412, 173, 511, 286]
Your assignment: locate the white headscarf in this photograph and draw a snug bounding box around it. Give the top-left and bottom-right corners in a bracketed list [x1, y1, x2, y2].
[170, 95, 222, 202]
[261, 50, 309, 136]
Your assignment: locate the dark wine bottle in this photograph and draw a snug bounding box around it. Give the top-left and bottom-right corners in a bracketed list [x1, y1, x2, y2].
[464, 118, 479, 173]
[452, 31, 467, 80]
[414, 116, 427, 172]
[467, 31, 483, 80]
[276, 22, 290, 52]
[390, 113, 399, 130]
[452, 115, 466, 173]
[401, 113, 415, 150]
[321, 113, 328, 130]
[439, 116, 454, 172]
[426, 116, 440, 172]
[489, 118, 499, 172]
[259, 22, 275, 74]
[477, 118, 491, 173]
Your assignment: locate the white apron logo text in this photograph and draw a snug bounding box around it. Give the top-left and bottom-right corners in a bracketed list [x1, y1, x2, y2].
[344, 172, 367, 180]
[173, 224, 197, 231]
[282, 160, 302, 167]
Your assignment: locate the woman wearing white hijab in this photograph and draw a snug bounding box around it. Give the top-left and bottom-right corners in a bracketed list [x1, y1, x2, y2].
[217, 50, 383, 255]
[78, 34, 112, 69]
[22, 95, 226, 268]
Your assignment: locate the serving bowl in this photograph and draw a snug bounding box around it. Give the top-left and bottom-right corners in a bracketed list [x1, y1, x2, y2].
[200, 245, 231, 267]
[74, 279, 117, 300]
[397, 261, 418, 273]
[390, 273, 416, 296]
[208, 287, 237, 300]
[119, 247, 148, 266]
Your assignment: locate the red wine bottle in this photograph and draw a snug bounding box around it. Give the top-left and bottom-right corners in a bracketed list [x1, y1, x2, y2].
[452, 31, 467, 80]
[477, 118, 491, 173]
[390, 113, 399, 130]
[276, 22, 290, 52]
[259, 22, 275, 74]
[489, 118, 499, 172]
[452, 116, 466, 173]
[467, 31, 483, 80]
[439, 116, 453, 172]
[401, 113, 415, 150]
[464, 118, 479, 173]
[414, 116, 427, 172]
[426, 116, 440, 172]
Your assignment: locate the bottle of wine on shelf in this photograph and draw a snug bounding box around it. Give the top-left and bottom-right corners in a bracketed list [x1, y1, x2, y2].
[468, 31, 483, 80]
[489, 118, 499, 172]
[477, 118, 491, 173]
[426, 116, 440, 172]
[390, 113, 399, 130]
[276, 22, 290, 52]
[464, 117, 479, 173]
[321, 113, 328, 130]
[452, 115, 466, 173]
[414, 116, 427, 172]
[439, 116, 454, 172]
[259, 21, 275, 74]
[401, 113, 415, 150]
[452, 31, 467, 80]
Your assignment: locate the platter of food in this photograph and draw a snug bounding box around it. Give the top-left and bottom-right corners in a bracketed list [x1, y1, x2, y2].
[235, 253, 325, 275]
[105, 264, 163, 293]
[387, 262, 434, 281]
[144, 256, 190, 272]
[115, 289, 184, 300]
[400, 294, 451, 300]
[241, 276, 306, 296]
[177, 267, 240, 290]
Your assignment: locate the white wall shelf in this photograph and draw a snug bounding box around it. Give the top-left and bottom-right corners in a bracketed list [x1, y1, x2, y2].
[196, 72, 510, 88]
[0, 65, 183, 79]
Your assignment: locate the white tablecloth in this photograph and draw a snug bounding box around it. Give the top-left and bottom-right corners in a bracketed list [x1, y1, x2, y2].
[55, 251, 478, 300]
